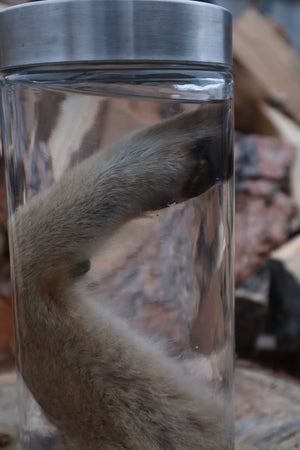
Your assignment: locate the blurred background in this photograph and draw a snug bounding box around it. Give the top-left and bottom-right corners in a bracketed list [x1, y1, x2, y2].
[0, 0, 299, 448]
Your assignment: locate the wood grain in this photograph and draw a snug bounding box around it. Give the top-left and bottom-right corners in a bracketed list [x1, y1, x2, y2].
[233, 9, 300, 126]
[235, 362, 300, 448]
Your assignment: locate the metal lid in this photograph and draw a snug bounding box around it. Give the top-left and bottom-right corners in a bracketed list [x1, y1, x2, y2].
[0, 0, 232, 71]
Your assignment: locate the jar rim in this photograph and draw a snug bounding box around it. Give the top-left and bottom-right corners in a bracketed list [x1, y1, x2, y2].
[0, 0, 232, 71]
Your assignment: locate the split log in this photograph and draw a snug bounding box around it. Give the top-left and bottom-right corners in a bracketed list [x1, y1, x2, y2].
[235, 362, 300, 449]
[233, 9, 300, 128]
[235, 134, 296, 285]
[260, 104, 300, 231]
[233, 8, 300, 229]
[233, 61, 278, 136]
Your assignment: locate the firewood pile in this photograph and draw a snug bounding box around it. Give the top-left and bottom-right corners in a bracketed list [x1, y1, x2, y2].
[0, 2, 300, 448]
[233, 10, 300, 446]
[233, 10, 300, 375]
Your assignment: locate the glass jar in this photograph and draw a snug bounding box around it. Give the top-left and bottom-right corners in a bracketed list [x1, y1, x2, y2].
[0, 1, 234, 449]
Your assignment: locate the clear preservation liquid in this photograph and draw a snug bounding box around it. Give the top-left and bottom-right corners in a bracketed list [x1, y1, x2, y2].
[1, 69, 234, 449]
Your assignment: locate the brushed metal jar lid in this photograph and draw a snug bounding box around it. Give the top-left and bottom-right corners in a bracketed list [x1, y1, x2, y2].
[0, 0, 232, 71]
